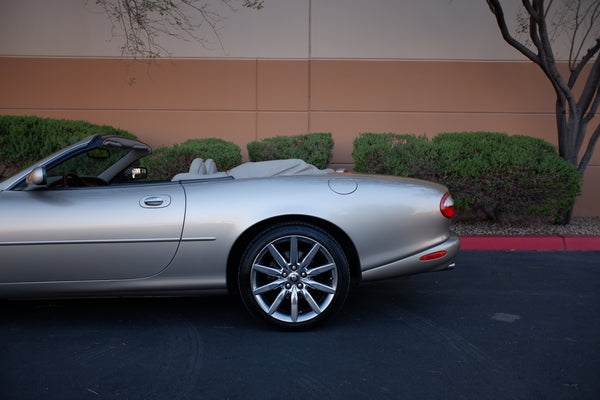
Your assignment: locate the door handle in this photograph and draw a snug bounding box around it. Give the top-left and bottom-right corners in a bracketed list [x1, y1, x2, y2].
[140, 195, 171, 208]
[144, 197, 164, 206]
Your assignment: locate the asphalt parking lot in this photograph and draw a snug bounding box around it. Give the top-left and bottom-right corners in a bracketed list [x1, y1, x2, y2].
[1, 251, 598, 400]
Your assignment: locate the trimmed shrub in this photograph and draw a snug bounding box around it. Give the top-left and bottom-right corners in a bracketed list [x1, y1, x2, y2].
[352, 131, 582, 222]
[432, 132, 581, 221]
[141, 138, 242, 180]
[352, 133, 435, 179]
[247, 133, 334, 169]
[0, 115, 135, 178]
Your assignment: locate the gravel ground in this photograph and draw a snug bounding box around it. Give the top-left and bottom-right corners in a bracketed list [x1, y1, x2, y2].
[451, 216, 600, 236]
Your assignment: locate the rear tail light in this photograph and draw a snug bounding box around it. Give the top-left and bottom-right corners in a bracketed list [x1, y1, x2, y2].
[440, 192, 454, 219]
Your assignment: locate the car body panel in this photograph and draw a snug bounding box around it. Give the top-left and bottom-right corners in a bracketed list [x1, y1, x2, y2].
[177, 175, 453, 274]
[361, 232, 459, 281]
[0, 183, 185, 282]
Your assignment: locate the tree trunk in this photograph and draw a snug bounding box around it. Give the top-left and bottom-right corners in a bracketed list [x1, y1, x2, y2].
[557, 205, 575, 225]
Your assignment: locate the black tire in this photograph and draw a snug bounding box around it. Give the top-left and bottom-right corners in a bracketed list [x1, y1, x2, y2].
[238, 222, 350, 330]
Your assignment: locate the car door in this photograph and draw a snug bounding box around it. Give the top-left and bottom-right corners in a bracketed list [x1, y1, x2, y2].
[0, 183, 185, 283]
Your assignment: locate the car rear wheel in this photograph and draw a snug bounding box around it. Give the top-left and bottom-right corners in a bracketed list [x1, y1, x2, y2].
[238, 223, 350, 329]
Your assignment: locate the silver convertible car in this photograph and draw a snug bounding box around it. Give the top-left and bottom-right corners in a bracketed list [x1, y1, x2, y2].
[0, 135, 459, 329]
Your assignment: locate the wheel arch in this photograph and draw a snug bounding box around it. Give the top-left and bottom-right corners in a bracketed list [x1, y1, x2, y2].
[226, 215, 361, 293]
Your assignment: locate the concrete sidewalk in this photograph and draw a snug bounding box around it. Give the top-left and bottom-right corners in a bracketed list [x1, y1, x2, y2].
[460, 235, 600, 251]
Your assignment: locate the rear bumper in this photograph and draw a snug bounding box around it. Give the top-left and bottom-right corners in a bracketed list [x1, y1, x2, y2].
[361, 231, 460, 282]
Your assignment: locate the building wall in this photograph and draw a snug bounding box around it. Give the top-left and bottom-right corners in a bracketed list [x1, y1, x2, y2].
[0, 0, 598, 215]
[0, 0, 530, 59]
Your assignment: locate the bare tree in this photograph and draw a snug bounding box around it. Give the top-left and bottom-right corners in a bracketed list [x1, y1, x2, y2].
[94, 0, 263, 58]
[486, 0, 600, 223]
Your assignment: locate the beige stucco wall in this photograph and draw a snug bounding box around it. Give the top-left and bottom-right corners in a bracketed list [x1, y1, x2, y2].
[0, 0, 529, 60]
[0, 57, 597, 215]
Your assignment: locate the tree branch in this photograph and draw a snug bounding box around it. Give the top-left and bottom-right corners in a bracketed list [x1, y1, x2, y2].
[583, 77, 600, 126]
[93, 0, 263, 58]
[569, 37, 600, 88]
[577, 54, 600, 119]
[578, 122, 600, 172]
[486, 0, 540, 63]
[570, 0, 600, 67]
[520, 1, 579, 127]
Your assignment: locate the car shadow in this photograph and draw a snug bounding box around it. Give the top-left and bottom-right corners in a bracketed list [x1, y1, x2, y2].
[0, 275, 443, 333]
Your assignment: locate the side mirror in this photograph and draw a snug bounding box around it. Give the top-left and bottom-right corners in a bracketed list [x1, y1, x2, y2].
[125, 167, 147, 181]
[26, 166, 47, 186]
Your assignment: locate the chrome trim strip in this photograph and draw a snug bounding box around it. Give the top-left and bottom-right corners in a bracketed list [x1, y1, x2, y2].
[0, 238, 182, 246]
[0, 236, 217, 246]
[181, 237, 217, 242]
[177, 176, 234, 183]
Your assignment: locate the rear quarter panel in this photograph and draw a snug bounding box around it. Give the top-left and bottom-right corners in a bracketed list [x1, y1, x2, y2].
[166, 174, 451, 285]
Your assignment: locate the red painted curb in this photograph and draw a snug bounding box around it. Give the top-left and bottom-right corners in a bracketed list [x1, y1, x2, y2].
[563, 236, 600, 251]
[460, 236, 600, 251]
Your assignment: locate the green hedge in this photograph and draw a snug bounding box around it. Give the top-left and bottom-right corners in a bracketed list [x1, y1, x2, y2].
[353, 132, 582, 221]
[247, 133, 334, 169]
[352, 133, 435, 179]
[0, 115, 136, 179]
[141, 138, 242, 180]
[2, 116, 581, 222]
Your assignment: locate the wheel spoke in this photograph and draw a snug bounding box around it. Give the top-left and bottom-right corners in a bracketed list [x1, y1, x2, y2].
[253, 279, 285, 295]
[306, 280, 336, 294]
[290, 286, 299, 322]
[307, 262, 335, 277]
[302, 288, 322, 315]
[253, 263, 282, 277]
[268, 243, 289, 270]
[290, 236, 299, 266]
[267, 288, 287, 315]
[299, 243, 321, 269]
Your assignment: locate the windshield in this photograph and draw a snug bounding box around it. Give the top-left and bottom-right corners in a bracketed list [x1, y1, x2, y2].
[0, 136, 94, 186]
[47, 146, 131, 178]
